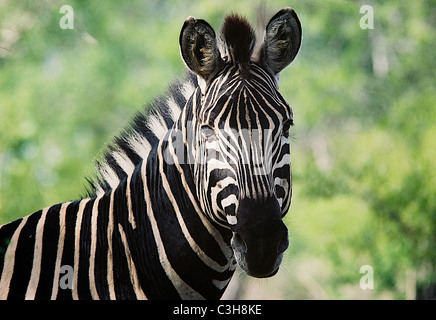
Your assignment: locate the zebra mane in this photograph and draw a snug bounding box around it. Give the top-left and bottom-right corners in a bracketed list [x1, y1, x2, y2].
[85, 72, 198, 197]
[220, 14, 256, 67]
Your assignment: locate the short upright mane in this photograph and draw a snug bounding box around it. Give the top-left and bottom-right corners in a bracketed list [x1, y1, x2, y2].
[86, 73, 198, 197]
[220, 14, 256, 66]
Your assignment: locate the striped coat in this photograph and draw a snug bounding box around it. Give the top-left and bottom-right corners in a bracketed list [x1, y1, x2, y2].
[0, 8, 301, 299]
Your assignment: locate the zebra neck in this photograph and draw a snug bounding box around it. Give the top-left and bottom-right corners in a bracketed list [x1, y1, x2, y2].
[89, 86, 235, 299]
[128, 131, 235, 299]
[58, 151, 235, 299]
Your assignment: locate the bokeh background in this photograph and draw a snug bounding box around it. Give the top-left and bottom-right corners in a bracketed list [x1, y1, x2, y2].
[1, 0, 435, 299]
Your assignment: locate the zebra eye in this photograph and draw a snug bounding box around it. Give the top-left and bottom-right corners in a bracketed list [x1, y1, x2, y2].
[282, 119, 294, 137]
[200, 125, 216, 140]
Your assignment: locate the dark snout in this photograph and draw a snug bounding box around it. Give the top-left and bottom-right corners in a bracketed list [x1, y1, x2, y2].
[231, 196, 289, 278]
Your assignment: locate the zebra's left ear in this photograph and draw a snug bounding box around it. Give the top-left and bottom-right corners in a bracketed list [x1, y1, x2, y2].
[180, 17, 224, 92]
[254, 8, 302, 79]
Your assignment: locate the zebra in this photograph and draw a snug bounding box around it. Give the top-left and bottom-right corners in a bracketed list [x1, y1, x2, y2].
[0, 8, 301, 300]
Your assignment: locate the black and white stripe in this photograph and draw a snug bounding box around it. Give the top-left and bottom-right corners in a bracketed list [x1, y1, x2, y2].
[0, 8, 301, 299]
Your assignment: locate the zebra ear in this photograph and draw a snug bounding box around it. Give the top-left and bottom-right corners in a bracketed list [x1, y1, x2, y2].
[179, 17, 224, 86]
[254, 8, 302, 76]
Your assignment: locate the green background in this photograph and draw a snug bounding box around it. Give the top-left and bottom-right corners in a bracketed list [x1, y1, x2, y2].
[1, 0, 435, 299]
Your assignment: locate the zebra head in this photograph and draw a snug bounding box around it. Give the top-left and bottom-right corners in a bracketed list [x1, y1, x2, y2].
[179, 8, 302, 278]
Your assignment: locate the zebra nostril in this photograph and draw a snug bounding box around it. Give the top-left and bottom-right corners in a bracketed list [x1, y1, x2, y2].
[231, 232, 247, 253]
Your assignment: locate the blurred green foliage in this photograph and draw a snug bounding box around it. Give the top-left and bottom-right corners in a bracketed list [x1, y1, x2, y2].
[1, 0, 435, 299]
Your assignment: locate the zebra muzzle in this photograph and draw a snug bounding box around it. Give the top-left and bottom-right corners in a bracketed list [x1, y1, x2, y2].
[230, 196, 289, 278]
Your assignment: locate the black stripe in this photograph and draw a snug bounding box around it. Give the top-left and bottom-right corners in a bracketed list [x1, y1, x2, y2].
[34, 203, 61, 299]
[94, 194, 110, 299]
[111, 182, 136, 299]
[7, 210, 42, 299]
[0, 218, 23, 282]
[56, 201, 80, 300]
[77, 198, 95, 300]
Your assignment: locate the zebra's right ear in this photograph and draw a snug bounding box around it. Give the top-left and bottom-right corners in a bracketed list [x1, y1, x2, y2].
[179, 17, 224, 91]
